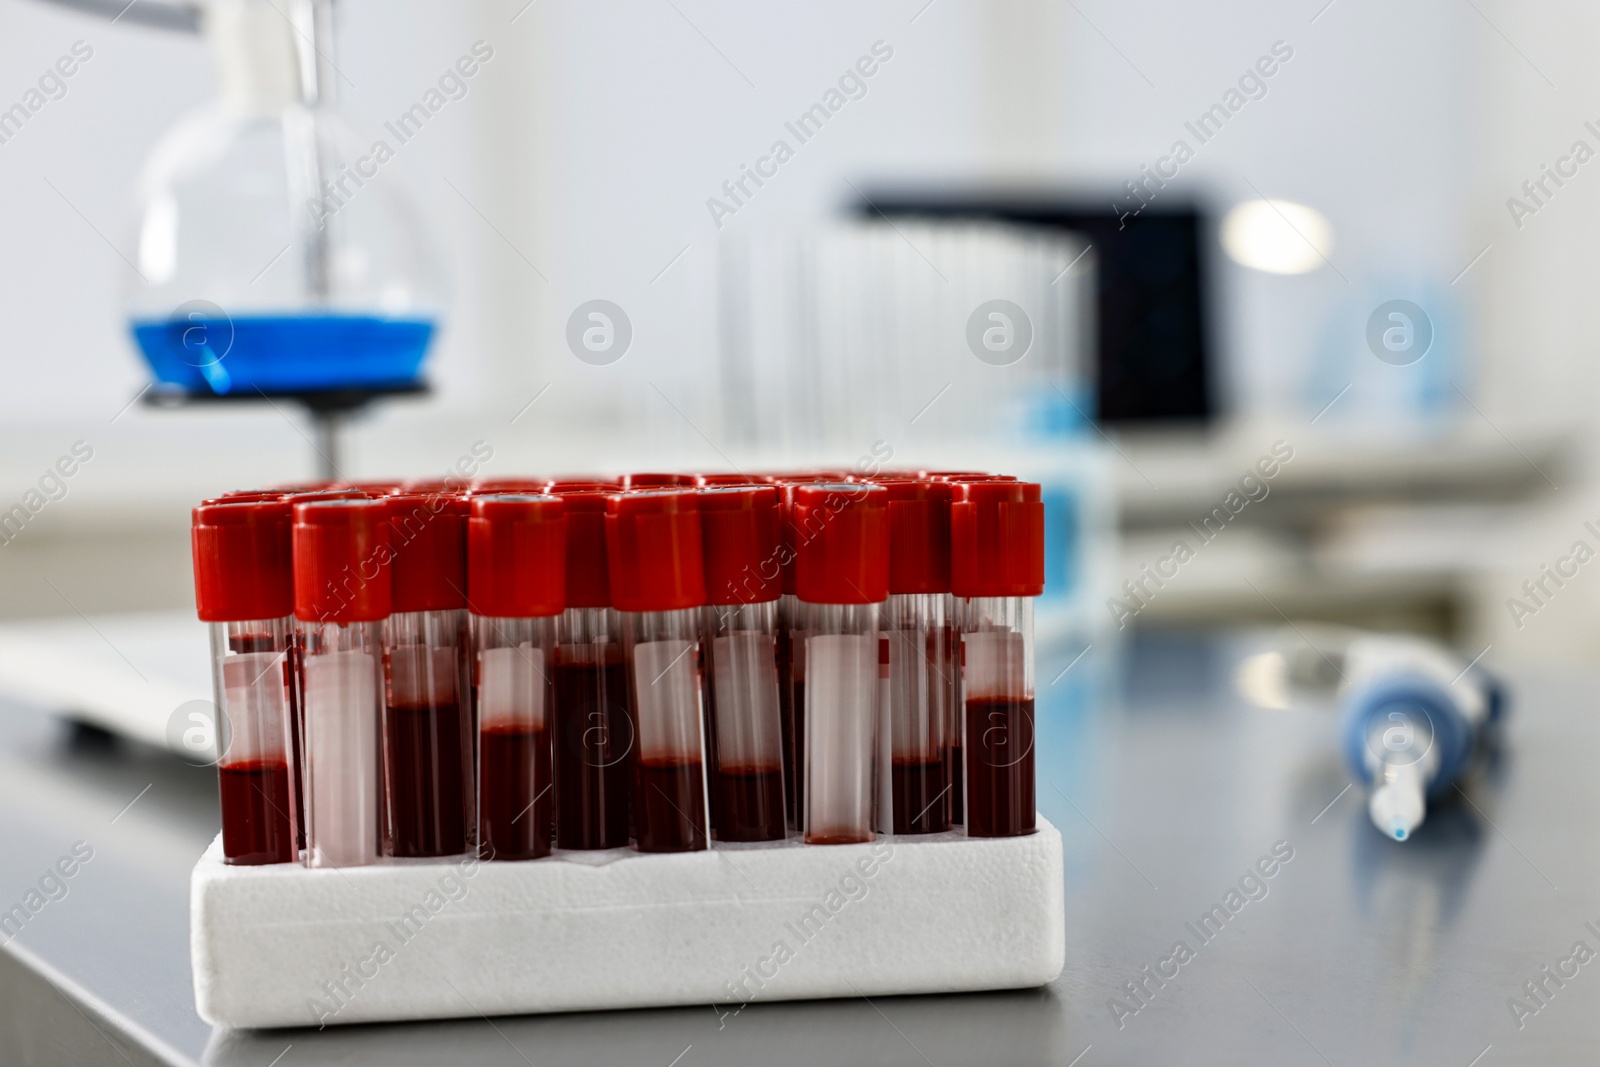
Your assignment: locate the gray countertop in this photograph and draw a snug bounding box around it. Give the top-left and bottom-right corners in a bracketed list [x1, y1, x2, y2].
[0, 630, 1591, 1066]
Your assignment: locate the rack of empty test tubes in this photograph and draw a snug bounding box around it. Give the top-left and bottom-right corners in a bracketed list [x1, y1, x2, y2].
[190, 467, 1045, 870]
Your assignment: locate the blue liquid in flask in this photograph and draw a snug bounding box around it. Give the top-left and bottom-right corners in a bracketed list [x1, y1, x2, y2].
[131, 313, 435, 395]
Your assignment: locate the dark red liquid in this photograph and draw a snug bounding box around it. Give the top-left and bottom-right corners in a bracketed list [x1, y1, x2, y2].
[948, 742, 964, 825]
[892, 756, 951, 835]
[964, 697, 1035, 837]
[218, 759, 295, 864]
[227, 633, 277, 654]
[635, 757, 708, 852]
[479, 724, 552, 860]
[385, 701, 470, 857]
[775, 626, 796, 824]
[551, 654, 633, 849]
[711, 764, 786, 841]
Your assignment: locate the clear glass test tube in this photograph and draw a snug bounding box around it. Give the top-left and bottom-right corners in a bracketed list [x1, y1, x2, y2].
[959, 596, 1036, 837]
[382, 492, 474, 858]
[299, 618, 386, 866]
[790, 482, 889, 845]
[211, 618, 299, 864]
[467, 493, 566, 861]
[704, 601, 786, 841]
[949, 479, 1043, 839]
[624, 607, 710, 851]
[606, 489, 711, 853]
[475, 615, 557, 860]
[383, 609, 472, 857]
[699, 483, 786, 842]
[550, 488, 632, 850]
[553, 607, 632, 850]
[800, 601, 881, 844]
[193, 498, 301, 865]
[293, 498, 391, 868]
[886, 592, 953, 834]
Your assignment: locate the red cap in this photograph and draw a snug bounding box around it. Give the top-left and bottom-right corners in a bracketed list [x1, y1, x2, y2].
[551, 488, 612, 608]
[192, 499, 294, 622]
[792, 483, 889, 604]
[548, 478, 619, 490]
[774, 477, 838, 595]
[699, 485, 781, 605]
[949, 481, 1044, 598]
[695, 472, 767, 487]
[402, 476, 472, 494]
[284, 488, 368, 504]
[387, 493, 467, 613]
[338, 480, 404, 496]
[605, 490, 706, 611]
[620, 472, 695, 489]
[468, 478, 550, 495]
[467, 494, 565, 617]
[926, 472, 1015, 486]
[270, 480, 337, 493]
[292, 499, 392, 622]
[877, 479, 952, 594]
[208, 490, 286, 504]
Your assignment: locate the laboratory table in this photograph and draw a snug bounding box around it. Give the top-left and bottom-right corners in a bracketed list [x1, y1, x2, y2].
[1, 629, 1594, 1066]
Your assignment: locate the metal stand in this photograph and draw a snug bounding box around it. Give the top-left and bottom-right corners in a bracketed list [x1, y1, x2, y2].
[144, 381, 428, 483]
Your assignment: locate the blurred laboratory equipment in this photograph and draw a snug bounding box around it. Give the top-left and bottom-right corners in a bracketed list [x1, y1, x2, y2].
[718, 218, 1113, 653]
[37, 0, 447, 477]
[1338, 634, 1502, 842]
[1236, 628, 1505, 842]
[718, 219, 1092, 453]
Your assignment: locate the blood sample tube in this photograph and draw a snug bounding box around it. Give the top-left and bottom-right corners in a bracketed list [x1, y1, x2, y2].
[381, 492, 473, 858]
[772, 476, 836, 826]
[699, 485, 787, 841]
[791, 483, 889, 845]
[549, 488, 632, 850]
[467, 494, 565, 861]
[192, 499, 299, 865]
[292, 499, 391, 867]
[878, 478, 955, 835]
[950, 480, 1044, 838]
[605, 489, 711, 853]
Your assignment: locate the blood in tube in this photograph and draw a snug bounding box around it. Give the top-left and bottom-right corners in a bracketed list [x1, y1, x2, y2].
[947, 739, 964, 825]
[228, 629, 306, 848]
[467, 493, 565, 861]
[710, 765, 784, 840]
[383, 698, 469, 856]
[479, 722, 551, 860]
[892, 756, 949, 835]
[552, 650, 632, 849]
[606, 489, 713, 853]
[963, 695, 1036, 838]
[217, 759, 294, 864]
[635, 756, 708, 851]
[705, 621, 786, 842]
